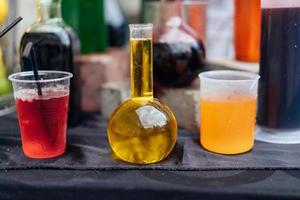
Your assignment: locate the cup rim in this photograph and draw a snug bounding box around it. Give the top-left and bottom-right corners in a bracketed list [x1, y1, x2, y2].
[199, 70, 260, 82]
[129, 23, 153, 29]
[8, 70, 73, 83]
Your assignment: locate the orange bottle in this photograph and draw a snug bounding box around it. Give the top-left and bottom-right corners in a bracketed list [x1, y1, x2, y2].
[200, 95, 257, 154]
[184, 1, 207, 42]
[234, 0, 261, 62]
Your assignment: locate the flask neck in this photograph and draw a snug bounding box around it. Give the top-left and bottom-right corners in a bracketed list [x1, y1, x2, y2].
[36, 0, 62, 22]
[129, 24, 154, 100]
[130, 38, 154, 100]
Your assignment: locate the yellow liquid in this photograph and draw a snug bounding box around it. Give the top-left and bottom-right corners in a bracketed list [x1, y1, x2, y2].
[0, 47, 11, 95]
[108, 98, 177, 164]
[107, 37, 177, 164]
[130, 38, 153, 99]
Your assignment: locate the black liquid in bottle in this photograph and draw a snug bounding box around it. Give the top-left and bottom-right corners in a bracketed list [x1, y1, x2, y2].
[20, 30, 81, 127]
[258, 7, 300, 129]
[19, 0, 81, 127]
[153, 41, 205, 87]
[151, 0, 206, 87]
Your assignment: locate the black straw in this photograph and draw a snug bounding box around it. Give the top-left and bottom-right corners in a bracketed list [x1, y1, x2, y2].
[0, 16, 23, 38]
[22, 42, 43, 96]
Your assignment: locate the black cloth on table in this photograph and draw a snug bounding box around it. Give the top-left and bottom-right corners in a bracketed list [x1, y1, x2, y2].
[1, 113, 300, 200]
[0, 113, 300, 171]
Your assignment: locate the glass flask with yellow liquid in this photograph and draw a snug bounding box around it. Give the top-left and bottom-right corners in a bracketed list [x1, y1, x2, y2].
[107, 24, 177, 164]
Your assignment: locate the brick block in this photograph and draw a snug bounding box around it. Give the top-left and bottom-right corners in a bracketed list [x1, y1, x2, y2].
[100, 81, 200, 132]
[158, 86, 200, 132]
[100, 80, 130, 120]
[77, 47, 130, 112]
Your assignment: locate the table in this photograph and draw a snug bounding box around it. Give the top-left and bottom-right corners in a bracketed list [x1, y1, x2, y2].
[0, 113, 300, 200]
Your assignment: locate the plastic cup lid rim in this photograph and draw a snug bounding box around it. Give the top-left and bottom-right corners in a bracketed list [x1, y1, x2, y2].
[8, 70, 73, 83]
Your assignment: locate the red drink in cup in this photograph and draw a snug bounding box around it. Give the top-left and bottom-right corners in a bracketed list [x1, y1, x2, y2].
[9, 71, 73, 159]
[16, 89, 69, 158]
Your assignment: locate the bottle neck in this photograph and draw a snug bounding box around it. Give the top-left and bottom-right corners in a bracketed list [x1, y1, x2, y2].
[130, 38, 153, 100]
[36, 0, 62, 22]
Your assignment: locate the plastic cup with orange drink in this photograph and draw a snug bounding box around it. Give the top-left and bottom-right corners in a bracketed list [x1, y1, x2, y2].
[199, 70, 259, 154]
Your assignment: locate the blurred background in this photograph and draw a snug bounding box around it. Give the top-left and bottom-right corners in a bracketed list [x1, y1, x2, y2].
[1, 0, 258, 126]
[2, 0, 234, 66]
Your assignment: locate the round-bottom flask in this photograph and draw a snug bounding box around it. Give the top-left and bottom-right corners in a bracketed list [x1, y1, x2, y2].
[108, 98, 177, 164]
[107, 24, 178, 164]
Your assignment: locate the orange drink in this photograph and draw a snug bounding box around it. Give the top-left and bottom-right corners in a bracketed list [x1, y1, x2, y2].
[199, 70, 260, 155]
[200, 95, 257, 154]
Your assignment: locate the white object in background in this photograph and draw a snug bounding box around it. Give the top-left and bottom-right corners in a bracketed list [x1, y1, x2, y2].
[262, 0, 300, 8]
[118, 0, 141, 22]
[105, 0, 124, 27]
[206, 0, 234, 60]
[16, 0, 36, 47]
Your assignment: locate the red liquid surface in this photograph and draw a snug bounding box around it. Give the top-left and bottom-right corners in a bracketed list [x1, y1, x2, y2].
[15, 89, 69, 158]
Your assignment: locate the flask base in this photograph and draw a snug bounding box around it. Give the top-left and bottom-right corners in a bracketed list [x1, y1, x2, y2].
[107, 98, 177, 164]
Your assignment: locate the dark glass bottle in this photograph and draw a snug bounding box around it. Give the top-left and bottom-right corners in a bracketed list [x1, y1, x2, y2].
[19, 0, 81, 127]
[153, 0, 206, 87]
[258, 2, 300, 129]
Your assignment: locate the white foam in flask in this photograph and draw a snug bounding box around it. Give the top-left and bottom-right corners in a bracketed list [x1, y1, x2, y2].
[262, 0, 300, 8]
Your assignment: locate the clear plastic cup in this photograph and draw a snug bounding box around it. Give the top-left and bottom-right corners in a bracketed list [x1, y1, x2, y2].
[199, 70, 260, 154]
[9, 71, 73, 159]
